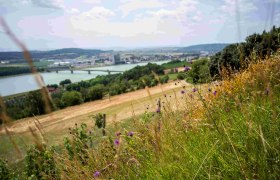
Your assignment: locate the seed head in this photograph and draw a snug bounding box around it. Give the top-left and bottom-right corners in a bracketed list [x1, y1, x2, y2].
[115, 132, 121, 136]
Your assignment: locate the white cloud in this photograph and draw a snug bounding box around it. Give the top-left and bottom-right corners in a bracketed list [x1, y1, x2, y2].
[118, 0, 166, 17]
[84, 0, 101, 4]
[30, 0, 64, 9]
[68, 0, 201, 46]
[148, 0, 201, 24]
[75, 6, 115, 19]
[220, 0, 257, 17]
[68, 8, 80, 14]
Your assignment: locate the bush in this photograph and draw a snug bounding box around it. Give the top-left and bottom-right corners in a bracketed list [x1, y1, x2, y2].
[177, 73, 185, 80]
[0, 159, 15, 179]
[160, 75, 169, 83]
[88, 84, 106, 100]
[59, 79, 72, 86]
[61, 91, 83, 107]
[24, 146, 58, 179]
[189, 58, 210, 83]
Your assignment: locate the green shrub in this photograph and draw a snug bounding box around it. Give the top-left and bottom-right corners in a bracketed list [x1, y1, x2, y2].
[189, 58, 210, 83]
[61, 91, 83, 106]
[24, 146, 58, 179]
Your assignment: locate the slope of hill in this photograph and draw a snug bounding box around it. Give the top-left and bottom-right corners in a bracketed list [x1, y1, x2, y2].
[178, 43, 229, 53]
[125, 43, 229, 53]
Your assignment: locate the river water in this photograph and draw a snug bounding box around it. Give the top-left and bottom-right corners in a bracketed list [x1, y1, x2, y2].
[0, 61, 170, 96]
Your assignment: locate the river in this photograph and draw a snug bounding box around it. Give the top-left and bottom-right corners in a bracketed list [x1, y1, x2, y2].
[0, 60, 170, 96]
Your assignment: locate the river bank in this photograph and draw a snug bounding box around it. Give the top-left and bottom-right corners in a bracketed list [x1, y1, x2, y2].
[0, 60, 170, 96]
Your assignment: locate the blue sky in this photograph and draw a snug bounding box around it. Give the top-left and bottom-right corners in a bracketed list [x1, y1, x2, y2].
[0, 0, 279, 51]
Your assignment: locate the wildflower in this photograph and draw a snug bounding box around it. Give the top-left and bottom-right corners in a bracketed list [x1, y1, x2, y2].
[128, 132, 134, 137]
[193, 88, 197, 92]
[164, 94, 167, 97]
[181, 90, 185, 94]
[115, 132, 121, 136]
[213, 90, 217, 96]
[89, 130, 92, 135]
[184, 67, 190, 72]
[208, 88, 212, 92]
[114, 139, 120, 146]
[94, 171, 100, 177]
[183, 86, 186, 89]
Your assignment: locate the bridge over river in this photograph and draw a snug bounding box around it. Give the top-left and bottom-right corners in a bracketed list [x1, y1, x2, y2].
[46, 66, 124, 75]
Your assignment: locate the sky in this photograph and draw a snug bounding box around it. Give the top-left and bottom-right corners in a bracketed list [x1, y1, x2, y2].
[0, 0, 279, 51]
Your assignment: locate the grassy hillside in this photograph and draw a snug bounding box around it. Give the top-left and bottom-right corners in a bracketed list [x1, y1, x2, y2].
[55, 53, 279, 179]
[1, 52, 279, 179]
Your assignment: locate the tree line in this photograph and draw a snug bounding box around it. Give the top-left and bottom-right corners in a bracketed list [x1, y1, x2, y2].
[188, 26, 280, 84]
[0, 66, 44, 76]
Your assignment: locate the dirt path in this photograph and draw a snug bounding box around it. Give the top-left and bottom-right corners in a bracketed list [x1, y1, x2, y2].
[1, 81, 191, 136]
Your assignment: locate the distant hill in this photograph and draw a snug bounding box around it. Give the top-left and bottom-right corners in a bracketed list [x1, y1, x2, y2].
[178, 43, 229, 53]
[0, 48, 109, 62]
[122, 44, 229, 54]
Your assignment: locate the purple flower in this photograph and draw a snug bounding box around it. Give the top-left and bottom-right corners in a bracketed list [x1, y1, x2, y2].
[181, 90, 185, 94]
[184, 67, 190, 72]
[213, 91, 217, 96]
[94, 171, 100, 177]
[128, 132, 134, 137]
[115, 132, 121, 136]
[193, 88, 197, 92]
[114, 139, 120, 146]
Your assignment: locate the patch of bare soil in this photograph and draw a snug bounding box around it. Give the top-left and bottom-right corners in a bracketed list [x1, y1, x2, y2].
[1, 81, 191, 136]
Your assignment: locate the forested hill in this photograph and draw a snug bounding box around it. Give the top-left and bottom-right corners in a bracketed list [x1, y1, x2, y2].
[0, 48, 109, 61]
[178, 43, 229, 53]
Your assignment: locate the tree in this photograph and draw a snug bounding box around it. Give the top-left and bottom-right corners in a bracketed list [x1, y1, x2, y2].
[59, 79, 72, 86]
[189, 59, 210, 84]
[26, 91, 46, 115]
[160, 75, 169, 84]
[88, 84, 105, 100]
[61, 91, 83, 107]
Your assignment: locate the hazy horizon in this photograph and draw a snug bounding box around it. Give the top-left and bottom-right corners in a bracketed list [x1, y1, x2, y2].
[0, 43, 232, 52]
[0, 0, 279, 51]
